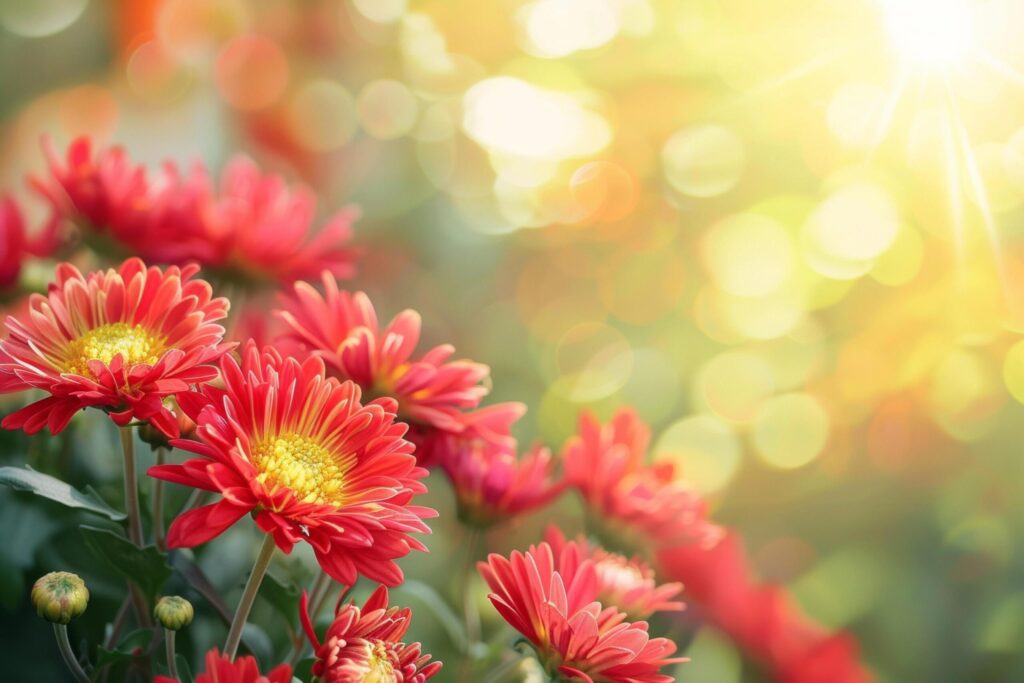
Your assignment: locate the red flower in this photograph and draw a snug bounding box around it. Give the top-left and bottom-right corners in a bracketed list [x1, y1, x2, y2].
[0, 258, 230, 436]
[656, 533, 874, 683]
[408, 401, 525, 469]
[563, 408, 718, 552]
[277, 274, 520, 462]
[154, 648, 292, 683]
[478, 541, 682, 682]
[439, 428, 565, 527]
[299, 585, 442, 683]
[0, 195, 60, 290]
[546, 527, 683, 620]
[149, 343, 435, 586]
[34, 136, 358, 286]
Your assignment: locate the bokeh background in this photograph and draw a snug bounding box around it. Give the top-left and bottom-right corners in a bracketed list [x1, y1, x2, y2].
[2, 0, 1024, 680]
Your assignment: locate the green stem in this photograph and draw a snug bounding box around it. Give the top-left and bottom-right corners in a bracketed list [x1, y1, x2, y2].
[119, 426, 153, 628]
[165, 630, 180, 681]
[120, 427, 144, 547]
[224, 534, 277, 659]
[153, 447, 167, 551]
[53, 623, 90, 683]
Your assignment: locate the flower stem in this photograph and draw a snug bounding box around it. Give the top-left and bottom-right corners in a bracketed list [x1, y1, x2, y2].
[119, 426, 153, 628]
[224, 534, 277, 659]
[53, 623, 90, 683]
[153, 447, 167, 551]
[120, 427, 144, 547]
[165, 630, 180, 681]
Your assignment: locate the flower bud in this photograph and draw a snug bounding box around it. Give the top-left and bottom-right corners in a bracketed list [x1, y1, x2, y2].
[154, 595, 194, 630]
[31, 572, 89, 625]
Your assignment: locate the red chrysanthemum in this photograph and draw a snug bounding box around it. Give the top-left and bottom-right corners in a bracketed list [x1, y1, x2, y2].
[563, 408, 718, 552]
[546, 527, 683, 620]
[438, 428, 565, 527]
[154, 648, 292, 683]
[0, 258, 230, 436]
[407, 401, 525, 468]
[657, 533, 874, 683]
[34, 136, 358, 286]
[478, 542, 682, 683]
[299, 585, 442, 683]
[276, 274, 522, 463]
[0, 195, 60, 290]
[148, 343, 435, 586]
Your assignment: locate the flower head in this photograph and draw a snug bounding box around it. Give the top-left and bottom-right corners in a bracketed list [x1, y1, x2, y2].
[149, 343, 435, 586]
[276, 275, 514, 457]
[0, 258, 231, 437]
[478, 542, 682, 682]
[154, 648, 292, 683]
[545, 527, 683, 620]
[31, 571, 88, 624]
[34, 136, 358, 286]
[439, 431, 565, 527]
[154, 595, 194, 631]
[300, 585, 441, 683]
[563, 408, 718, 553]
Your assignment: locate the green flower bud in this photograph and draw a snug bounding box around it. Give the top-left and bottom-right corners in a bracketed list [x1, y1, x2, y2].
[154, 595, 194, 630]
[31, 572, 89, 625]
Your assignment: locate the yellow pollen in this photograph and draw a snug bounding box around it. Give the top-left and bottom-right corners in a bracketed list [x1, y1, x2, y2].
[362, 641, 397, 683]
[251, 433, 351, 506]
[61, 322, 166, 376]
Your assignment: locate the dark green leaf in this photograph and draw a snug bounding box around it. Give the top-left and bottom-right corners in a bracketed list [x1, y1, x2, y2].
[0, 556, 24, 610]
[240, 623, 273, 664]
[174, 654, 194, 683]
[0, 465, 125, 520]
[170, 552, 233, 623]
[95, 628, 154, 666]
[293, 658, 315, 682]
[80, 525, 171, 600]
[0, 496, 60, 567]
[259, 570, 301, 626]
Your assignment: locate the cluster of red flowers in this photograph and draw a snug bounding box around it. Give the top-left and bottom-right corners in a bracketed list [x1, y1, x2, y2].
[33, 137, 358, 286]
[0, 138, 874, 682]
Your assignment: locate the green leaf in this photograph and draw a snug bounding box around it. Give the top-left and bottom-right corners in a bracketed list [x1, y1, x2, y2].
[259, 571, 301, 626]
[0, 466, 125, 520]
[95, 628, 153, 667]
[80, 525, 171, 600]
[292, 658, 315, 682]
[170, 552, 233, 623]
[392, 579, 468, 652]
[173, 654, 194, 683]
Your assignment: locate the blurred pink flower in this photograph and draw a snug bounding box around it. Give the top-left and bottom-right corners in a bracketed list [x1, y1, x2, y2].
[0, 195, 60, 289]
[546, 527, 684, 620]
[563, 408, 719, 552]
[438, 429, 565, 527]
[478, 541, 682, 682]
[657, 532, 874, 683]
[33, 136, 358, 286]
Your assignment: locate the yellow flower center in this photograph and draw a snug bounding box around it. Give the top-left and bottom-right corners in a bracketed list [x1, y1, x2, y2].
[362, 641, 397, 683]
[61, 322, 166, 376]
[251, 433, 353, 506]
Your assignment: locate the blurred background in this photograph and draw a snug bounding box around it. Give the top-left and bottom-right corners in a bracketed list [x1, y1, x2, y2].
[2, 0, 1024, 680]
